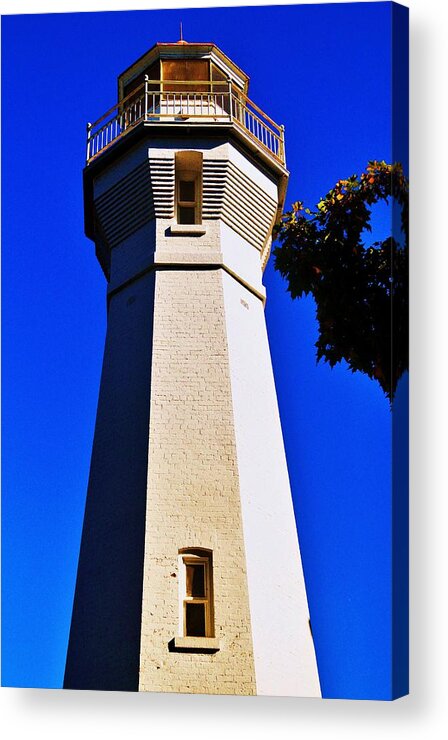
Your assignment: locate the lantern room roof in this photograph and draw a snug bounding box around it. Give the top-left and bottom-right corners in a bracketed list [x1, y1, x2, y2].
[118, 41, 250, 99]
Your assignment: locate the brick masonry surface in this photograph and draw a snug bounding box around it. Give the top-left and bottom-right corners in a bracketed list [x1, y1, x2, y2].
[139, 267, 256, 695]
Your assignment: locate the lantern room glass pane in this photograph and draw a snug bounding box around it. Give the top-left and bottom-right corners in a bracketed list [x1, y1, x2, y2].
[211, 63, 230, 114]
[162, 59, 209, 92]
[123, 60, 160, 99]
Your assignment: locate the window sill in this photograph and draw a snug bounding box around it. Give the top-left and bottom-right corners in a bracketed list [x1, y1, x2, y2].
[170, 636, 220, 653]
[170, 224, 207, 236]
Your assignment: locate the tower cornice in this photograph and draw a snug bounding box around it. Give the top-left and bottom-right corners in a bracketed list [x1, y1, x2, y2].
[83, 124, 288, 265]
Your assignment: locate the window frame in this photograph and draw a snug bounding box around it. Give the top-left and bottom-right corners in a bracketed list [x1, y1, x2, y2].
[176, 174, 200, 225]
[179, 549, 214, 639]
[175, 151, 203, 226]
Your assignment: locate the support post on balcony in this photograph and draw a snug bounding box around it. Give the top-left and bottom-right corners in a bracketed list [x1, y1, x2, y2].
[86, 122, 92, 164]
[144, 75, 149, 121]
[227, 77, 233, 121]
[279, 124, 286, 166]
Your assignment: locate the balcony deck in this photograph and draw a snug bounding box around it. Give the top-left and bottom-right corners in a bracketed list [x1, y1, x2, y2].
[86, 79, 286, 167]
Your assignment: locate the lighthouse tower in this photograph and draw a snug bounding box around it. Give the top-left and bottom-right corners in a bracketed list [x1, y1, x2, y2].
[64, 39, 320, 697]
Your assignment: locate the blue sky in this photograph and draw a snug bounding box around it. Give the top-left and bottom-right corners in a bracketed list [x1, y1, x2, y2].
[2, 2, 407, 698]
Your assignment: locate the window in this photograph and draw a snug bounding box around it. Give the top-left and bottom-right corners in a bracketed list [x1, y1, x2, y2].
[179, 549, 214, 638]
[175, 151, 203, 225]
[211, 63, 231, 114]
[177, 179, 197, 224]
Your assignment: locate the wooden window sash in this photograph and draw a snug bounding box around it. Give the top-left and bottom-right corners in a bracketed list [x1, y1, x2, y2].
[182, 555, 214, 637]
[176, 173, 200, 224]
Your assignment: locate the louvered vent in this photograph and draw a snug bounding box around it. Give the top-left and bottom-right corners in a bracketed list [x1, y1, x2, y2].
[94, 158, 174, 248]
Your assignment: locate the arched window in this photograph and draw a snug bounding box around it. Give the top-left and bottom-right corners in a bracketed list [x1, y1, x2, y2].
[175, 151, 203, 225]
[178, 548, 214, 638]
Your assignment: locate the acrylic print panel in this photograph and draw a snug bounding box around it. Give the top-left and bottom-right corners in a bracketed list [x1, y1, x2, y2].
[1, 2, 409, 699]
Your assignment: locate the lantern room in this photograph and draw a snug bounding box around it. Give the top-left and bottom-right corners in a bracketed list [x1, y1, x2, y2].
[118, 41, 249, 100]
[86, 40, 285, 169]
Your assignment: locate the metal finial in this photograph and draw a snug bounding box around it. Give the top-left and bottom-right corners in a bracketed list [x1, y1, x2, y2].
[179, 21, 183, 42]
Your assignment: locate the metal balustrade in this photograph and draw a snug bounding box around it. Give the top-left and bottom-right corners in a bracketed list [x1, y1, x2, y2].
[86, 78, 285, 165]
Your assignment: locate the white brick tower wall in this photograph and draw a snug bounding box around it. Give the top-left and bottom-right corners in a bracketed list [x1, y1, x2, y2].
[65, 43, 320, 697]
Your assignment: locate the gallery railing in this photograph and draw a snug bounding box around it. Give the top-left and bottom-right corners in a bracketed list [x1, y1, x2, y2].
[86, 78, 285, 165]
